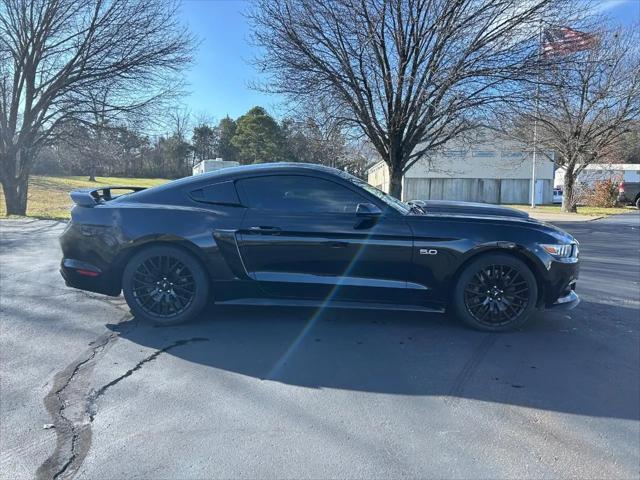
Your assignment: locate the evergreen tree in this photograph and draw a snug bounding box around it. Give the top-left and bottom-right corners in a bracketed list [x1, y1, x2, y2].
[232, 107, 284, 164]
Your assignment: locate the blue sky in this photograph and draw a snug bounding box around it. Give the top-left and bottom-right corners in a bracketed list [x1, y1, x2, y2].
[179, 0, 280, 122]
[179, 0, 640, 123]
[594, 0, 640, 15]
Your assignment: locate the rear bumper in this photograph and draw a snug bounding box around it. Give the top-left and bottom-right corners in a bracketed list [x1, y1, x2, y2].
[59, 220, 123, 297]
[617, 194, 632, 205]
[60, 258, 121, 296]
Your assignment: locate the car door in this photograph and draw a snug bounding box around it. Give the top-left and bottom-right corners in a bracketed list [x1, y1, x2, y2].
[235, 174, 416, 304]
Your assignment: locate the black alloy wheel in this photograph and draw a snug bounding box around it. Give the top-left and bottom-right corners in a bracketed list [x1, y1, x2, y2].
[123, 245, 209, 325]
[132, 255, 195, 317]
[463, 264, 529, 326]
[453, 253, 538, 331]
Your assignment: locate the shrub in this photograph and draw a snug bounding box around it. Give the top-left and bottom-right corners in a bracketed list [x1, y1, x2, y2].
[584, 179, 619, 208]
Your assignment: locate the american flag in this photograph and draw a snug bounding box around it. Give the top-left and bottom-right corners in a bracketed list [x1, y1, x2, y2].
[542, 27, 597, 55]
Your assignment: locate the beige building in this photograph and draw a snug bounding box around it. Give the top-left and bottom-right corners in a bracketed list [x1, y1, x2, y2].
[368, 129, 555, 204]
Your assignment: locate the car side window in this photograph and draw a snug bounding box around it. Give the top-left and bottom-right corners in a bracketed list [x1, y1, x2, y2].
[238, 175, 367, 213]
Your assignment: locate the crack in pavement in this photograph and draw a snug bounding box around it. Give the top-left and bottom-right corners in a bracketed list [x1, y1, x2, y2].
[36, 329, 209, 480]
[87, 337, 210, 421]
[36, 332, 118, 480]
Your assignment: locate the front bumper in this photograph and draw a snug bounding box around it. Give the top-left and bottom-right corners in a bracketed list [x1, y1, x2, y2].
[540, 249, 580, 309]
[549, 289, 580, 310]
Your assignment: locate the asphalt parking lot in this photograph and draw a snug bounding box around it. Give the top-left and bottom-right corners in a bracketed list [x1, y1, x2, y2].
[1, 213, 639, 479]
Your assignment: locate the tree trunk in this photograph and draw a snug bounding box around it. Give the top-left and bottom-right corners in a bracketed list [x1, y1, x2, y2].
[1, 176, 29, 216]
[89, 126, 102, 181]
[562, 167, 578, 213]
[88, 149, 97, 181]
[388, 164, 403, 199]
[1, 148, 32, 216]
[387, 141, 405, 199]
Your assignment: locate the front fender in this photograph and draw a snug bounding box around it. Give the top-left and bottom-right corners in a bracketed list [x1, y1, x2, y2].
[454, 241, 550, 280]
[445, 241, 551, 304]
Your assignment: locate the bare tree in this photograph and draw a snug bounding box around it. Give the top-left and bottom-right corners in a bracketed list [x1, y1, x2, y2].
[85, 89, 111, 182]
[613, 122, 640, 164]
[0, 0, 194, 215]
[167, 106, 193, 143]
[282, 111, 375, 179]
[250, 0, 579, 198]
[517, 25, 640, 212]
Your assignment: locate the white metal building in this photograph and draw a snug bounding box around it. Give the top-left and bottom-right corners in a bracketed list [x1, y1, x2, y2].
[192, 158, 239, 175]
[554, 163, 640, 187]
[368, 129, 555, 204]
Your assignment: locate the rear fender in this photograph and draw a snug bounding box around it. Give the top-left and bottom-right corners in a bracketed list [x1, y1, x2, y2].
[115, 234, 233, 284]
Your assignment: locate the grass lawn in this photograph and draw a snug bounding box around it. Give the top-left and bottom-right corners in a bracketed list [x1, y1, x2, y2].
[506, 204, 633, 217]
[0, 175, 169, 220]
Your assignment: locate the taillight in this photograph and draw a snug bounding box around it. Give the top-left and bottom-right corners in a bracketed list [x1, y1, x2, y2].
[76, 269, 100, 277]
[619, 182, 626, 193]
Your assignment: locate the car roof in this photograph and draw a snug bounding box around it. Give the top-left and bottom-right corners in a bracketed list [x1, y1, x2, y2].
[200, 162, 341, 179]
[185, 162, 346, 185]
[126, 163, 350, 200]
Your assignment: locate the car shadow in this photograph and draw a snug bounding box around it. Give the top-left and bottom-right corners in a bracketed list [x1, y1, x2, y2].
[106, 299, 639, 421]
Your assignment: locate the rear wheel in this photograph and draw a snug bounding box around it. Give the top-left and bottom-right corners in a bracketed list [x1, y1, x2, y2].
[122, 245, 209, 325]
[452, 253, 538, 332]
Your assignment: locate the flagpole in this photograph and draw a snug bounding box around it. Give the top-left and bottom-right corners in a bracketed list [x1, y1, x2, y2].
[531, 20, 543, 208]
[531, 106, 539, 208]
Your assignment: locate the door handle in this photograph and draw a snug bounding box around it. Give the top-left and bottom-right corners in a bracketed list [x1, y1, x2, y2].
[248, 226, 281, 234]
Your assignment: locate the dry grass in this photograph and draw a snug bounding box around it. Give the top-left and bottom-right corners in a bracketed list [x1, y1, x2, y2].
[0, 175, 169, 220]
[506, 204, 633, 217]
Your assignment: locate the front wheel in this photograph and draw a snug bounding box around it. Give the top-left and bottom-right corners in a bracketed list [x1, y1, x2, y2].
[122, 245, 209, 325]
[452, 253, 538, 332]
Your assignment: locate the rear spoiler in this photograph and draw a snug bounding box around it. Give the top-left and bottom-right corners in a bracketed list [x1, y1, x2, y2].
[70, 186, 147, 207]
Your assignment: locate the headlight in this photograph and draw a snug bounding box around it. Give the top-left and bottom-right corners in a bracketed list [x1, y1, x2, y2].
[539, 243, 575, 258]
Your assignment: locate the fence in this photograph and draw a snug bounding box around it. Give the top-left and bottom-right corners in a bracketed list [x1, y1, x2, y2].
[403, 178, 553, 204]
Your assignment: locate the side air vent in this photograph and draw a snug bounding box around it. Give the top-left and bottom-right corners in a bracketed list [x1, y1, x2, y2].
[189, 181, 242, 206]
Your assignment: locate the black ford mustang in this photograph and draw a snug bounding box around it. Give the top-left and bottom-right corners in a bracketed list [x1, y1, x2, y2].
[60, 163, 580, 331]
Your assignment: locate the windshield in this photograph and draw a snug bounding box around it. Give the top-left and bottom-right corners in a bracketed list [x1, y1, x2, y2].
[340, 172, 411, 215]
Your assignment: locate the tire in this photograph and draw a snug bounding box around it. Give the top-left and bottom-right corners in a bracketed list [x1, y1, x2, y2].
[122, 245, 209, 326]
[452, 253, 538, 332]
[635, 197, 640, 209]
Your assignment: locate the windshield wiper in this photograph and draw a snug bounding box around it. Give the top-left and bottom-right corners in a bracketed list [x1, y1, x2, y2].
[408, 203, 426, 215]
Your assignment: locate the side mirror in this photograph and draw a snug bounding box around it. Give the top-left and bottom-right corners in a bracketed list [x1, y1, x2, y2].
[356, 202, 382, 217]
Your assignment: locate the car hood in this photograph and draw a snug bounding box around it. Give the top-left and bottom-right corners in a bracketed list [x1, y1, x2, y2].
[414, 200, 530, 219]
[408, 200, 576, 244]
